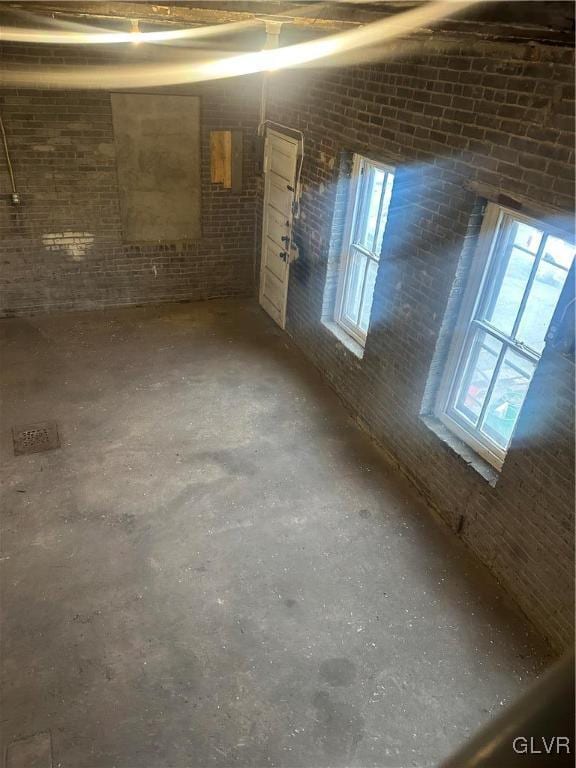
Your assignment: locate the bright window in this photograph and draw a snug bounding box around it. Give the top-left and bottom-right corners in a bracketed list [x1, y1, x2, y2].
[436, 203, 575, 469]
[335, 155, 395, 345]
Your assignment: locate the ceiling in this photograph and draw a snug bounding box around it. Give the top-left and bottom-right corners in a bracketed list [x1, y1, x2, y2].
[1, 0, 574, 44]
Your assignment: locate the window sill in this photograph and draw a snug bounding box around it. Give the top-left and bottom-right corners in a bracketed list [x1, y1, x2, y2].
[421, 415, 500, 487]
[322, 319, 365, 359]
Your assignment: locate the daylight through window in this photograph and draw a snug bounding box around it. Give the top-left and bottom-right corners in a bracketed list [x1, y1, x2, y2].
[436, 203, 575, 469]
[335, 155, 395, 345]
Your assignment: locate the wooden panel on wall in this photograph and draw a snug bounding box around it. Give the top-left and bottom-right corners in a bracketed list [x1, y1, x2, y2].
[210, 130, 243, 192]
[210, 130, 232, 188]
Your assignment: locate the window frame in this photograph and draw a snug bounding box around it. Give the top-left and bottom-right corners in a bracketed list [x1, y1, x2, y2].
[435, 202, 574, 470]
[334, 154, 395, 347]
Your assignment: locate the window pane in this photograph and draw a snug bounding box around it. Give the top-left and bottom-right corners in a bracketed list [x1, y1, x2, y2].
[343, 249, 367, 326]
[481, 348, 536, 449]
[542, 234, 576, 270]
[354, 166, 385, 252]
[513, 221, 542, 254]
[454, 330, 502, 425]
[483, 245, 535, 336]
[516, 235, 575, 353]
[374, 173, 395, 257]
[359, 258, 378, 332]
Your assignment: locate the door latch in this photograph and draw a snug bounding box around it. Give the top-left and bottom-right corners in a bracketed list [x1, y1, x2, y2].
[281, 235, 290, 244]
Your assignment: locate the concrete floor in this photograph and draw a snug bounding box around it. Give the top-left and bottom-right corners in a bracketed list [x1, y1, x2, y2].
[0, 299, 549, 768]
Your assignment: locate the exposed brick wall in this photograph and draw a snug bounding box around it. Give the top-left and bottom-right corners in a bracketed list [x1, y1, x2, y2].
[0, 43, 261, 315]
[264, 37, 575, 651]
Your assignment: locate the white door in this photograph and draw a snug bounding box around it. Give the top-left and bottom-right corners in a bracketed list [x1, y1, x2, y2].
[259, 129, 299, 328]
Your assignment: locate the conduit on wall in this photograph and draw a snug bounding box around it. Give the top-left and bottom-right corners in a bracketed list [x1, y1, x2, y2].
[0, 114, 20, 204]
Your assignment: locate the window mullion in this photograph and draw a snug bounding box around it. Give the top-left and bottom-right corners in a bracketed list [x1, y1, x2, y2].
[475, 340, 508, 431]
[510, 232, 547, 339]
[479, 219, 514, 324]
[339, 248, 355, 324]
[343, 250, 367, 327]
[472, 319, 540, 363]
[335, 156, 363, 328]
[471, 318, 506, 339]
[358, 255, 376, 324]
[353, 254, 369, 326]
[353, 163, 370, 244]
[350, 242, 376, 259]
[371, 173, 387, 255]
[470, 319, 508, 348]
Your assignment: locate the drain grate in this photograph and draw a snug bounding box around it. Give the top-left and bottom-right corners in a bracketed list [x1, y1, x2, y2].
[12, 421, 60, 456]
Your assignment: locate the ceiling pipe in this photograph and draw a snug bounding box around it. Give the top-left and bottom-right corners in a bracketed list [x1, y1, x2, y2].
[257, 16, 292, 50]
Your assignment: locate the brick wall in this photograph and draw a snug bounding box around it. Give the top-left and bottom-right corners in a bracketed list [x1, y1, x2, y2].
[264, 37, 575, 651]
[0, 43, 261, 315]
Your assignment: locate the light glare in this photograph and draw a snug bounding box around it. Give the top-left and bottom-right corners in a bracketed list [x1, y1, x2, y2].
[1, 0, 480, 89]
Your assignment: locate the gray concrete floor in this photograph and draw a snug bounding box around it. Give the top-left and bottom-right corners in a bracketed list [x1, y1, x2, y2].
[0, 299, 549, 768]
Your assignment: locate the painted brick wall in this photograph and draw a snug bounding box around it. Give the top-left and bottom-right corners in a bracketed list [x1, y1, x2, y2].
[0, 43, 261, 315]
[264, 37, 575, 651]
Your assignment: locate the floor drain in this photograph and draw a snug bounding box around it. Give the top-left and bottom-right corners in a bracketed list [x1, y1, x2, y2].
[12, 421, 60, 456]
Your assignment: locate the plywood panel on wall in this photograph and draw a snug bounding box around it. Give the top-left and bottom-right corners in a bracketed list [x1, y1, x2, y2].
[210, 130, 232, 187]
[210, 130, 243, 192]
[111, 93, 201, 242]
